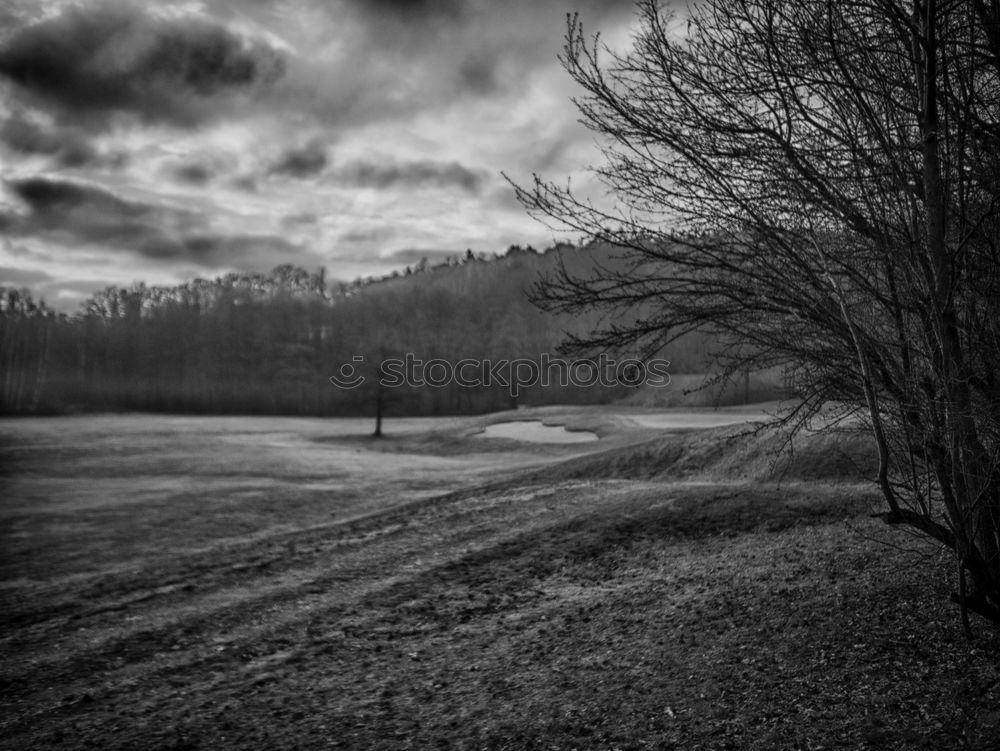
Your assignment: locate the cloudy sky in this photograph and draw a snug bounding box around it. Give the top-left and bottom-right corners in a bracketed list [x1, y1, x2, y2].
[0, 0, 657, 311]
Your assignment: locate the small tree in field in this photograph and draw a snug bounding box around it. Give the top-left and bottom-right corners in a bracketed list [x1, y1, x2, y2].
[515, 0, 1000, 624]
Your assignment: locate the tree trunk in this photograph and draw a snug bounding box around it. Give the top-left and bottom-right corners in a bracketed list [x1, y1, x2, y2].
[373, 384, 384, 438]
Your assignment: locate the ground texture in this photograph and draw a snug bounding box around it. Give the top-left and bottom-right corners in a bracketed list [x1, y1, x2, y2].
[1, 412, 998, 749]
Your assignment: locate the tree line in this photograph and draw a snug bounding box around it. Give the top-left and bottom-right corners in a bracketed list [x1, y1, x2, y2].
[1, 243, 722, 417]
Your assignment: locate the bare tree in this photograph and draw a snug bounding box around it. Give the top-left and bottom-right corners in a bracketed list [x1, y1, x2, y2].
[515, 0, 1000, 624]
[0, 288, 55, 414]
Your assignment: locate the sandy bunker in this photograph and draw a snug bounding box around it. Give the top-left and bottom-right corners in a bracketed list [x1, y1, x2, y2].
[475, 420, 599, 443]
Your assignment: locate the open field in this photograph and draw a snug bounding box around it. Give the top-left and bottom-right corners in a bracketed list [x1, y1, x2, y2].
[2, 408, 998, 749]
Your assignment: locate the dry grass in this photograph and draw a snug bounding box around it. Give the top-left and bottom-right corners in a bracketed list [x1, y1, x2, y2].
[1, 415, 998, 749]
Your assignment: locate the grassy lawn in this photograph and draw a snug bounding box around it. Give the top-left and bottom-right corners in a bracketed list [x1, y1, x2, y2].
[1, 414, 998, 749]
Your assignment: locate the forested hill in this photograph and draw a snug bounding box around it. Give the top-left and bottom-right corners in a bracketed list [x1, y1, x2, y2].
[1, 243, 717, 417]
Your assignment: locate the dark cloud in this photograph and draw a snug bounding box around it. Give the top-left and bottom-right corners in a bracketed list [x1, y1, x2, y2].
[0, 116, 119, 169]
[0, 2, 285, 127]
[336, 159, 488, 193]
[231, 175, 259, 192]
[340, 0, 466, 45]
[0, 238, 54, 263]
[175, 164, 214, 185]
[269, 0, 637, 127]
[270, 141, 329, 178]
[5, 176, 203, 252]
[4, 176, 320, 272]
[283, 212, 319, 227]
[349, 0, 465, 23]
[339, 226, 397, 244]
[9, 177, 151, 219]
[139, 232, 298, 262]
[0, 266, 53, 286]
[137, 232, 326, 273]
[171, 162, 215, 185]
[458, 52, 502, 95]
